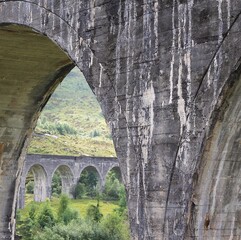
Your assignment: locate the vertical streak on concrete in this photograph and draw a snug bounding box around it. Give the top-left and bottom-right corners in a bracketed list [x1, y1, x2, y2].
[0, 144, 4, 177]
[98, 63, 103, 88]
[114, 0, 122, 124]
[226, 0, 231, 29]
[186, 0, 193, 115]
[182, 0, 193, 166]
[124, 0, 132, 190]
[177, 3, 186, 136]
[213, 0, 223, 98]
[60, 0, 64, 40]
[51, 0, 55, 27]
[88, 0, 96, 29]
[154, 1, 158, 60]
[169, 0, 176, 104]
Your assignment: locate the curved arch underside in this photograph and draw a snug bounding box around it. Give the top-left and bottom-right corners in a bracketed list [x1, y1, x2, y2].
[0, 24, 73, 237]
[192, 76, 241, 238]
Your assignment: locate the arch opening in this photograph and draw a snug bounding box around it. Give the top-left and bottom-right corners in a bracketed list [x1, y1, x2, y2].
[103, 167, 125, 201]
[0, 22, 76, 237]
[51, 165, 74, 198]
[25, 164, 48, 203]
[0, 21, 127, 239]
[107, 166, 122, 182]
[75, 166, 102, 199]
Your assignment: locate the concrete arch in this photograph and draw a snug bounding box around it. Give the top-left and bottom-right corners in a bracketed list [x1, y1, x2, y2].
[0, 2, 108, 236]
[2, 1, 241, 239]
[51, 164, 75, 197]
[189, 74, 241, 239]
[0, 0, 101, 76]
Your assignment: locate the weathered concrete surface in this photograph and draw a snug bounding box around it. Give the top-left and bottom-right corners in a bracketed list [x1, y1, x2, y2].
[18, 154, 119, 208]
[0, 1, 241, 239]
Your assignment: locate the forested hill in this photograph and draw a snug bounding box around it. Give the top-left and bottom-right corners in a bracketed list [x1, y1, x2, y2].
[28, 67, 116, 157]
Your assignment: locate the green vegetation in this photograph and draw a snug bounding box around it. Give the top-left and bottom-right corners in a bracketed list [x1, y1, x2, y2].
[28, 67, 116, 157]
[74, 168, 99, 199]
[18, 68, 130, 239]
[103, 169, 123, 201]
[17, 195, 130, 240]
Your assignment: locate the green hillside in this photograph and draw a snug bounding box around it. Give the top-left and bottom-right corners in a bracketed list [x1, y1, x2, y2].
[28, 67, 116, 157]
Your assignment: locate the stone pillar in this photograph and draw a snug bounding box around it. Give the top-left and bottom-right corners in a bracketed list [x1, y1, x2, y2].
[18, 186, 25, 209]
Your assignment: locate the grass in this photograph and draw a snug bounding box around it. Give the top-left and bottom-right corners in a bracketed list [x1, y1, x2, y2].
[28, 134, 116, 157]
[20, 194, 119, 220]
[27, 67, 116, 157]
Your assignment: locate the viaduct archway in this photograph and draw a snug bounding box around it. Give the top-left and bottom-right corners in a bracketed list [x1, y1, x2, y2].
[18, 154, 119, 209]
[0, 1, 241, 239]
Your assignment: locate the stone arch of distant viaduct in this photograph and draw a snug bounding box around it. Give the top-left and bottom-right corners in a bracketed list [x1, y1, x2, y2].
[18, 154, 119, 209]
[1, 1, 241, 239]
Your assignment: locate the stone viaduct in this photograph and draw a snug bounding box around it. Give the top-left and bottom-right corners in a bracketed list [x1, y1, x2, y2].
[0, 0, 241, 239]
[18, 154, 119, 209]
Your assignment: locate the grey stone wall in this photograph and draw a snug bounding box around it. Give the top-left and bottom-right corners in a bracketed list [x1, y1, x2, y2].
[0, 1, 241, 239]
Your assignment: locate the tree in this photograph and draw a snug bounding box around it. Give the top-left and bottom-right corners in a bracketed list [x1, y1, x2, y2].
[26, 180, 34, 194]
[86, 201, 103, 223]
[79, 169, 99, 198]
[74, 182, 86, 199]
[38, 202, 55, 229]
[51, 171, 62, 197]
[104, 170, 122, 200]
[58, 194, 78, 225]
[16, 204, 38, 240]
[100, 212, 130, 240]
[118, 185, 127, 210]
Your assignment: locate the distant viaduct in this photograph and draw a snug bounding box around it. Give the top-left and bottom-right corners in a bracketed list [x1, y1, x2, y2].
[18, 154, 119, 209]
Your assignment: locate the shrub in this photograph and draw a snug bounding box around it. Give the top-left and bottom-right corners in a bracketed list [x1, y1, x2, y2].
[26, 181, 34, 194]
[86, 203, 103, 223]
[51, 171, 62, 196]
[37, 202, 55, 229]
[58, 195, 78, 225]
[74, 183, 86, 199]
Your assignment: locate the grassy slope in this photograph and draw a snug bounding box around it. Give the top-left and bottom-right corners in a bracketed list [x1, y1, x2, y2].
[28, 67, 116, 157]
[20, 194, 119, 219]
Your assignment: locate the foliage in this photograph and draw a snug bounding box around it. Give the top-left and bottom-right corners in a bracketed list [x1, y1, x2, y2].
[58, 195, 78, 225]
[16, 204, 38, 240]
[17, 195, 130, 240]
[26, 180, 34, 194]
[51, 171, 62, 197]
[28, 134, 116, 157]
[90, 129, 101, 137]
[101, 212, 131, 240]
[76, 169, 99, 198]
[38, 202, 55, 229]
[73, 182, 86, 199]
[27, 67, 116, 157]
[86, 200, 103, 223]
[103, 170, 123, 200]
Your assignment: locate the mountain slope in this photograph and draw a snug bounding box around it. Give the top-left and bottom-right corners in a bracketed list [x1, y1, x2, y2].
[28, 67, 116, 157]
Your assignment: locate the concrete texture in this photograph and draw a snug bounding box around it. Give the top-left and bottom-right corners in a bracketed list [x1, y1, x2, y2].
[18, 154, 119, 209]
[0, 1, 241, 239]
